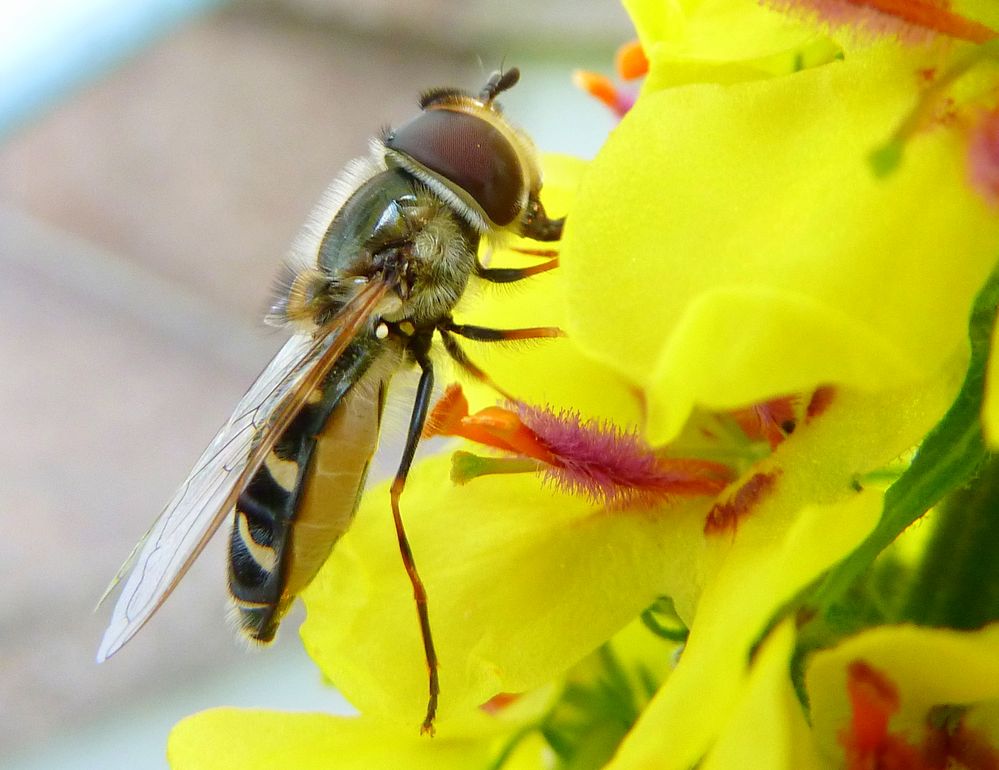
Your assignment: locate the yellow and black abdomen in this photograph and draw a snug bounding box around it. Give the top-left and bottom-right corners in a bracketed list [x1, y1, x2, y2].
[228, 335, 392, 643]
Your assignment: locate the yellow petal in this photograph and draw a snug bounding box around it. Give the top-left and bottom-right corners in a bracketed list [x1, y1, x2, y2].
[623, 0, 839, 87]
[563, 45, 999, 444]
[168, 707, 548, 770]
[701, 621, 823, 770]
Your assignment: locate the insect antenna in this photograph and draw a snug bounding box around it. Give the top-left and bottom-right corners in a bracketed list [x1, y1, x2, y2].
[479, 67, 520, 103]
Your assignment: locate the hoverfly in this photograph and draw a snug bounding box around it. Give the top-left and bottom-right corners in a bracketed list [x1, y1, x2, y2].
[97, 67, 564, 734]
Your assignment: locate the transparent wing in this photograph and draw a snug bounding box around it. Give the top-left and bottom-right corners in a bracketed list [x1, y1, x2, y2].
[97, 278, 391, 662]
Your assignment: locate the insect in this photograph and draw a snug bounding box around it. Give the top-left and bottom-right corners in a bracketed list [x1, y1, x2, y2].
[97, 67, 564, 734]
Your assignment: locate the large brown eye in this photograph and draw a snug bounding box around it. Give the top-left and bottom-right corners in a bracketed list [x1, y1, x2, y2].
[386, 109, 524, 226]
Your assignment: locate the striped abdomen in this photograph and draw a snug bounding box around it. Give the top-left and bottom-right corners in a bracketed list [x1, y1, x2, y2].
[228, 336, 391, 643]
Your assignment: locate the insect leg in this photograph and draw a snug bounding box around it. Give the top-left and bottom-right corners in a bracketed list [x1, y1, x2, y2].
[438, 329, 515, 401]
[475, 256, 559, 284]
[443, 321, 565, 342]
[392, 341, 440, 735]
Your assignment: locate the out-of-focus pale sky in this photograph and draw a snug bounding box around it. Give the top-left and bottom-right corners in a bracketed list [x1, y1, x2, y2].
[0, 0, 221, 136]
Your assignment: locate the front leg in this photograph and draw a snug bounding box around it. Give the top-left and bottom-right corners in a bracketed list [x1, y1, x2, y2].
[443, 321, 565, 342]
[438, 329, 515, 401]
[475, 256, 559, 284]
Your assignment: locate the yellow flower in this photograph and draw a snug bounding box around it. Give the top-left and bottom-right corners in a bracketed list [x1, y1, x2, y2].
[169, 1, 999, 767]
[807, 624, 999, 769]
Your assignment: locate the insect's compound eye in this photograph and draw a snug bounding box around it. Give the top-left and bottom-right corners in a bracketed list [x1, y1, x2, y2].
[385, 109, 524, 227]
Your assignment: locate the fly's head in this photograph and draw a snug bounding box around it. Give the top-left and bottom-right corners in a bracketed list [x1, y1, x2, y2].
[382, 67, 563, 243]
[269, 68, 561, 337]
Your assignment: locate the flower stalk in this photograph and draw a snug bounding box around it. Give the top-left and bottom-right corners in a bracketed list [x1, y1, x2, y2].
[902, 453, 999, 629]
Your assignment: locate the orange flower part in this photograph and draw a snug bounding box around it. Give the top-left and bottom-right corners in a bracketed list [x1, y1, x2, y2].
[423, 384, 559, 465]
[840, 660, 930, 770]
[615, 39, 648, 81]
[730, 396, 800, 449]
[426, 385, 734, 508]
[572, 70, 636, 118]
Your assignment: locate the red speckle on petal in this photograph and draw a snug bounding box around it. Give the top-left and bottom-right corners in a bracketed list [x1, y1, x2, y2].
[969, 109, 999, 208]
[704, 471, 780, 534]
[480, 692, 521, 714]
[806, 386, 837, 422]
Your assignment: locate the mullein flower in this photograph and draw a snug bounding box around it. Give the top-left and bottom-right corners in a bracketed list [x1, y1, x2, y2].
[169, 1, 999, 768]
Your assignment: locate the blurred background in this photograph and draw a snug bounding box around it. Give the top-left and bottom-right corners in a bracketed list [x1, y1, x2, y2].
[0, 0, 630, 767]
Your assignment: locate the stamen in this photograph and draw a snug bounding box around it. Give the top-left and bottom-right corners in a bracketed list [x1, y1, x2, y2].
[429, 385, 734, 508]
[572, 70, 636, 118]
[615, 40, 649, 80]
[451, 452, 542, 484]
[424, 384, 560, 464]
[423, 383, 469, 438]
[730, 396, 799, 449]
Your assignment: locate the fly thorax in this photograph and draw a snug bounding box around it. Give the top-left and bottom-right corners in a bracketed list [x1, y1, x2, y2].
[401, 207, 478, 322]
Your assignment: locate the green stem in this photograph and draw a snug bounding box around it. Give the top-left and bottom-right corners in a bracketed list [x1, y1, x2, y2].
[902, 453, 999, 629]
